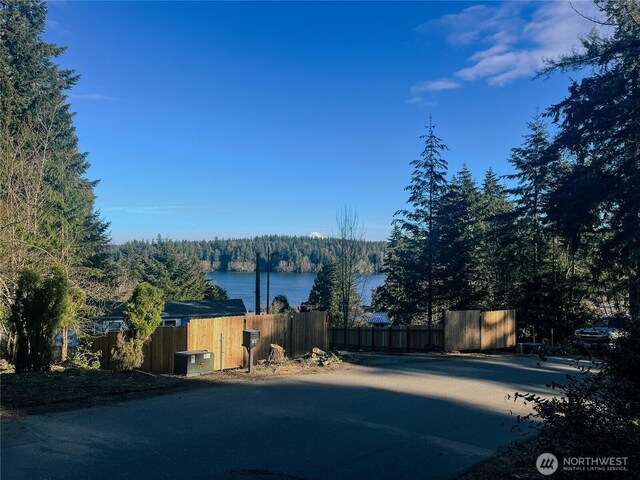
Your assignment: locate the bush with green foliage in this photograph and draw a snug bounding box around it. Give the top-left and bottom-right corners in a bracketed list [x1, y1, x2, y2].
[66, 344, 101, 370]
[111, 333, 145, 373]
[512, 324, 640, 478]
[8, 268, 70, 372]
[111, 282, 164, 371]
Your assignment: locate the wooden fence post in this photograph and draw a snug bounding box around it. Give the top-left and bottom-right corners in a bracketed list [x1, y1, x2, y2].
[406, 324, 410, 352]
[388, 326, 392, 352]
[288, 314, 293, 357]
[358, 327, 362, 350]
[442, 312, 446, 352]
[371, 326, 375, 351]
[479, 311, 483, 352]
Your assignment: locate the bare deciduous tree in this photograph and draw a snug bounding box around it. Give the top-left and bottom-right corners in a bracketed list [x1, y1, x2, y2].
[335, 206, 365, 328]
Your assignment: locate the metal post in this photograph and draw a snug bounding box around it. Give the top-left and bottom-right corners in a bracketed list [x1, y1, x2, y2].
[255, 253, 261, 314]
[266, 246, 270, 314]
[247, 347, 254, 373]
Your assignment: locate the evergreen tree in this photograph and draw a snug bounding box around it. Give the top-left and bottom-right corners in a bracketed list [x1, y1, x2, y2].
[542, 0, 640, 320]
[0, 1, 111, 345]
[477, 168, 515, 309]
[307, 261, 341, 323]
[204, 280, 229, 300]
[394, 118, 449, 326]
[271, 294, 291, 314]
[111, 282, 164, 371]
[506, 115, 556, 330]
[8, 267, 71, 372]
[373, 225, 416, 324]
[436, 165, 483, 310]
[119, 237, 207, 301]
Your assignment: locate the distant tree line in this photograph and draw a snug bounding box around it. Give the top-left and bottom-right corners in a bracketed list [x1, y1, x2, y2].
[112, 235, 386, 274]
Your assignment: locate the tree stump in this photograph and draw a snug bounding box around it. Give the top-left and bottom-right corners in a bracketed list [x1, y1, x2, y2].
[268, 344, 286, 363]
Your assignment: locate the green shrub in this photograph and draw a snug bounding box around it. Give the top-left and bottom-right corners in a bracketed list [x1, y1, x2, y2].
[111, 282, 163, 372]
[8, 268, 71, 372]
[111, 334, 145, 372]
[512, 322, 640, 478]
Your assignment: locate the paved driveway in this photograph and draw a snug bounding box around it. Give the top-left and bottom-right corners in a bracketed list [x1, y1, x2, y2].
[2, 354, 577, 480]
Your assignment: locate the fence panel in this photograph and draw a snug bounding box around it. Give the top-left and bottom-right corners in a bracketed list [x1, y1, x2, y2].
[328, 311, 514, 353]
[91, 312, 328, 372]
[330, 325, 444, 351]
[290, 311, 328, 357]
[481, 309, 516, 349]
[188, 316, 245, 369]
[444, 310, 481, 351]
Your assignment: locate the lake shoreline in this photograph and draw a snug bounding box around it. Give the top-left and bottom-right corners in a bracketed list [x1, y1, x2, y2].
[207, 272, 386, 311]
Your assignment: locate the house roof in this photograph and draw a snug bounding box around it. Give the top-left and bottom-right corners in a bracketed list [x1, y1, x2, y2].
[97, 299, 247, 321]
[363, 312, 391, 324]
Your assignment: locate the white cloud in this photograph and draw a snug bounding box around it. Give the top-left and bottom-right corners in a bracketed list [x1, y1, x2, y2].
[412, 1, 607, 90]
[69, 93, 116, 101]
[410, 78, 461, 94]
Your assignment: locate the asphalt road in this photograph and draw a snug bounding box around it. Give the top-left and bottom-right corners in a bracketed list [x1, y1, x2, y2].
[2, 353, 578, 480]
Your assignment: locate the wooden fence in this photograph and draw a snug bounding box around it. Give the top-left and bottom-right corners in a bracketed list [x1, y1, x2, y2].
[330, 325, 444, 352]
[91, 311, 329, 374]
[330, 309, 516, 353]
[444, 309, 516, 351]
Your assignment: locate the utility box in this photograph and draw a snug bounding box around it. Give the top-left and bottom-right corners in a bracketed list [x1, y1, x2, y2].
[174, 350, 214, 376]
[242, 330, 260, 348]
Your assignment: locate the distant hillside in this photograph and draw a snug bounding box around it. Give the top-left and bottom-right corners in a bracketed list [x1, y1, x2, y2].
[113, 235, 387, 274]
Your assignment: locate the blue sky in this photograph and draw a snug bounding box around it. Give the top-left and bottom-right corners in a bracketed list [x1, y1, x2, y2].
[45, 1, 601, 243]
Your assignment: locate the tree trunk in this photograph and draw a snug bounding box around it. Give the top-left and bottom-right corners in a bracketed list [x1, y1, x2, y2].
[630, 263, 640, 321]
[60, 325, 68, 362]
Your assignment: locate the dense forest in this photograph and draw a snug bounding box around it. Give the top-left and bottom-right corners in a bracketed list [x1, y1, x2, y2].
[375, 0, 639, 342]
[112, 236, 387, 274]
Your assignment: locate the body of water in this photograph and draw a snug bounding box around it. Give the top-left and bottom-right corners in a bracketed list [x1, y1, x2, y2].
[207, 272, 386, 312]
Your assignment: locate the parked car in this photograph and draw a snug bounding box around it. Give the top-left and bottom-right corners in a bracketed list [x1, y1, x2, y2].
[573, 316, 629, 350]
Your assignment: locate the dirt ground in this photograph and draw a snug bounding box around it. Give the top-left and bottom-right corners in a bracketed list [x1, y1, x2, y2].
[0, 356, 346, 420]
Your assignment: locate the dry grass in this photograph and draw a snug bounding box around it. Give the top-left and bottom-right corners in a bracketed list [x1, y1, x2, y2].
[0, 354, 347, 419]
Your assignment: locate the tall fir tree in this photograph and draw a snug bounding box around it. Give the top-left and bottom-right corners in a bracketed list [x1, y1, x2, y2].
[0, 1, 111, 350]
[436, 165, 483, 310]
[393, 117, 449, 326]
[118, 237, 206, 301]
[373, 224, 415, 324]
[477, 168, 515, 309]
[307, 260, 340, 324]
[542, 0, 640, 320]
[506, 115, 556, 331]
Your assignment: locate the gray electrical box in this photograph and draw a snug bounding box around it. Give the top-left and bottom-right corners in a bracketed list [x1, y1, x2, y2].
[174, 350, 214, 376]
[242, 329, 260, 348]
